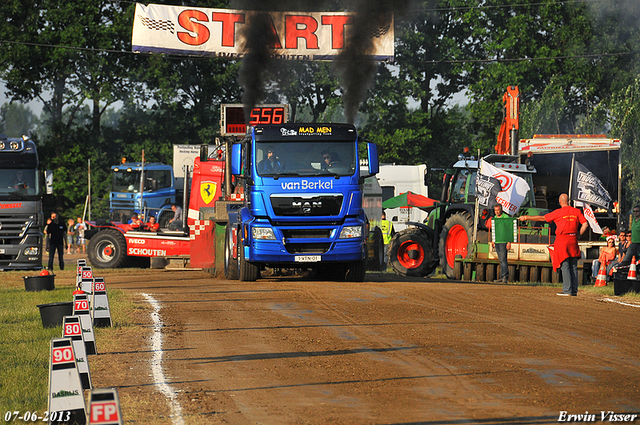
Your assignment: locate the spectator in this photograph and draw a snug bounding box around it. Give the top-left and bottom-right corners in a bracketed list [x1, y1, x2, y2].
[75, 217, 86, 254]
[66, 218, 76, 254]
[145, 216, 160, 232]
[129, 213, 142, 230]
[591, 236, 617, 282]
[620, 205, 640, 265]
[380, 211, 395, 268]
[47, 212, 66, 271]
[168, 205, 183, 230]
[607, 231, 629, 274]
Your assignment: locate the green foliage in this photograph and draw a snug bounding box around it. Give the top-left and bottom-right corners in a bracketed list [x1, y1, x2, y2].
[608, 77, 640, 211]
[0, 102, 38, 137]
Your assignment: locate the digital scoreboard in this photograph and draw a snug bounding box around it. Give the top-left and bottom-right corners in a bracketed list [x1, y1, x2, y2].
[220, 104, 290, 136]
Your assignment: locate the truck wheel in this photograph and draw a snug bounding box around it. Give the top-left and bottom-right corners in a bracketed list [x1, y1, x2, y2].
[239, 244, 260, 282]
[345, 259, 367, 282]
[439, 212, 474, 279]
[224, 225, 239, 280]
[87, 229, 128, 269]
[389, 229, 434, 277]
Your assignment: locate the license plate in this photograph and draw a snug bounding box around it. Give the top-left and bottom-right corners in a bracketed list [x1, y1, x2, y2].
[295, 255, 321, 262]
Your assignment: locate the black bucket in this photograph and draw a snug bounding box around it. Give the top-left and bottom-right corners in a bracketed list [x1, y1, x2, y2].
[36, 302, 73, 328]
[24, 275, 55, 292]
[614, 279, 633, 296]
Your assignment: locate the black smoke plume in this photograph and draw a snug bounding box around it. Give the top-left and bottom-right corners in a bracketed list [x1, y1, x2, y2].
[237, 12, 277, 122]
[235, 0, 323, 123]
[336, 0, 412, 124]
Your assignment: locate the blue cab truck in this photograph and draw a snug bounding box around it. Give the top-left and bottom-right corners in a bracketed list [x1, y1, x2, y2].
[225, 123, 379, 282]
[0, 135, 43, 270]
[109, 162, 177, 224]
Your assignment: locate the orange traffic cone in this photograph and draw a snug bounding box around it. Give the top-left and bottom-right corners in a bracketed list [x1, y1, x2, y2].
[594, 263, 607, 287]
[628, 256, 637, 280]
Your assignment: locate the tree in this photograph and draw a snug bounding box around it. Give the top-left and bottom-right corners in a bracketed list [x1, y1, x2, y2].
[0, 0, 136, 136]
[463, 0, 640, 151]
[608, 78, 640, 212]
[0, 102, 38, 137]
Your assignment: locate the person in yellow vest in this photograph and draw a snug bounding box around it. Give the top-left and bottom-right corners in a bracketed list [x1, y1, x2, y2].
[380, 211, 395, 268]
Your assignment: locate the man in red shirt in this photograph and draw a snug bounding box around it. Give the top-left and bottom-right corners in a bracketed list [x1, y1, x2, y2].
[145, 216, 160, 232]
[519, 193, 588, 296]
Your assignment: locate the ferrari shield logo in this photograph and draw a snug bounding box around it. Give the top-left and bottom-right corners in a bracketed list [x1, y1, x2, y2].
[200, 181, 218, 205]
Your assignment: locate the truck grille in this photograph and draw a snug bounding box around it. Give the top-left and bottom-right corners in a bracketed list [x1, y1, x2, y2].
[271, 195, 343, 216]
[0, 216, 33, 242]
[111, 199, 135, 209]
[281, 229, 331, 239]
[284, 243, 331, 254]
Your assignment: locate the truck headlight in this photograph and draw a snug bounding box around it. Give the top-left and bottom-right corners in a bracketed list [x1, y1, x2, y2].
[339, 226, 362, 239]
[23, 247, 39, 255]
[252, 227, 276, 240]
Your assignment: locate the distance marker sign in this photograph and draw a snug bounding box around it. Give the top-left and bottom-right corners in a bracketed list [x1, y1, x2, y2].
[62, 315, 92, 390]
[88, 388, 123, 425]
[92, 277, 112, 328]
[73, 294, 97, 355]
[48, 338, 87, 425]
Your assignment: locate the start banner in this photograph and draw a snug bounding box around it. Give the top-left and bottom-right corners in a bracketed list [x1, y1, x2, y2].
[132, 3, 394, 60]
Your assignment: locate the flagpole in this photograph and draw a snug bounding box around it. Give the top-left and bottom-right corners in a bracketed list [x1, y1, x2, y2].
[473, 152, 481, 250]
[569, 153, 576, 207]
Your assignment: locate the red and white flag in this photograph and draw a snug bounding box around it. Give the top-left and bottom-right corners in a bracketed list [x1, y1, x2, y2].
[479, 160, 531, 215]
[577, 202, 603, 234]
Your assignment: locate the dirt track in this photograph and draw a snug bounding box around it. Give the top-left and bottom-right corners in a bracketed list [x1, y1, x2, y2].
[90, 269, 640, 424]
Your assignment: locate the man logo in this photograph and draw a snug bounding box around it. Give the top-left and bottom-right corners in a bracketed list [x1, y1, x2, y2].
[200, 181, 218, 205]
[292, 201, 322, 214]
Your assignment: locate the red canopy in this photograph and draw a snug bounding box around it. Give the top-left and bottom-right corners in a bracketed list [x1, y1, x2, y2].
[382, 191, 438, 211]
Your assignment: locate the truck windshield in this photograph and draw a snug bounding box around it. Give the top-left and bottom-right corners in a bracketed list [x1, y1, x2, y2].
[0, 168, 40, 196]
[113, 170, 141, 192]
[113, 169, 172, 192]
[255, 141, 356, 177]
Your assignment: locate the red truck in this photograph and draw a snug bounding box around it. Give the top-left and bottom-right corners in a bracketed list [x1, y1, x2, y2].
[86, 146, 237, 270]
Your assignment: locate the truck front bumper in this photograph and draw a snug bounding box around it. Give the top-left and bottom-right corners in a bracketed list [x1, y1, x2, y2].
[245, 238, 366, 265]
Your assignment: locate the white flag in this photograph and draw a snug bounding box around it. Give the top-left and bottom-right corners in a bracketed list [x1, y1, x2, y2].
[479, 160, 531, 215]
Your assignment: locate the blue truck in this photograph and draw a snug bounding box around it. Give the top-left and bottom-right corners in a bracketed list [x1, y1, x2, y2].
[109, 162, 177, 225]
[225, 123, 379, 282]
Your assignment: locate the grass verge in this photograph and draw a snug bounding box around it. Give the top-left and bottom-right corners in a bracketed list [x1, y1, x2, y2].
[0, 268, 142, 414]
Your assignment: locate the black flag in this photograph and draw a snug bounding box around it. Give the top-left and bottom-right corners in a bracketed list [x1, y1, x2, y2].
[571, 160, 612, 210]
[476, 173, 502, 208]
